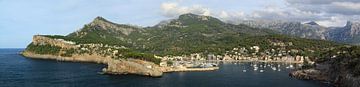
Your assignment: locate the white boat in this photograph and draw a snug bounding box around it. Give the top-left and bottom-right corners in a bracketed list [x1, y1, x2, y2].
[272, 67, 277, 71]
[289, 65, 294, 68]
[260, 70, 264, 72]
[243, 70, 247, 72]
[277, 69, 281, 71]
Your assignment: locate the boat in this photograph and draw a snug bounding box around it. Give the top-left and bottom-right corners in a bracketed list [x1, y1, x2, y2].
[198, 63, 218, 68]
[272, 67, 277, 71]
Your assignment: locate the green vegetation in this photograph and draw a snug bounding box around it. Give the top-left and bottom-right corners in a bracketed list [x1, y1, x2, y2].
[26, 43, 61, 55]
[26, 13, 346, 65]
[123, 52, 161, 64]
[61, 48, 76, 57]
[166, 61, 173, 65]
[315, 46, 360, 77]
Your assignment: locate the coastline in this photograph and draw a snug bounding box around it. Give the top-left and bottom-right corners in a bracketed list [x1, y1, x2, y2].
[21, 50, 308, 78]
[191, 60, 303, 64]
[21, 51, 220, 77]
[21, 51, 163, 77]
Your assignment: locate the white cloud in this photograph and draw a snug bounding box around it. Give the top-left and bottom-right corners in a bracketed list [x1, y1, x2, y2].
[160, 1, 360, 27]
[328, 2, 360, 15]
[317, 16, 348, 27]
[161, 2, 211, 18]
[332, 2, 360, 10]
[286, 0, 360, 15]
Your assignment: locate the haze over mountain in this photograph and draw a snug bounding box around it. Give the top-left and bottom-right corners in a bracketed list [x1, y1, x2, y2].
[234, 19, 360, 45]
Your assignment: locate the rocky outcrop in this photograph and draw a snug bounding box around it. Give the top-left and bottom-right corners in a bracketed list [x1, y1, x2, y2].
[32, 35, 77, 49]
[21, 51, 112, 64]
[22, 48, 163, 77]
[290, 57, 360, 87]
[103, 59, 163, 77]
[289, 69, 328, 81]
[327, 21, 360, 44]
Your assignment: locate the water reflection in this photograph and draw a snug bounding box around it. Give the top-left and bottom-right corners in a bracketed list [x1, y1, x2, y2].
[194, 61, 302, 73]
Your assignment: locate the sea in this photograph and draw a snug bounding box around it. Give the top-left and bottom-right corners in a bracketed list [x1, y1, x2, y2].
[0, 49, 331, 87]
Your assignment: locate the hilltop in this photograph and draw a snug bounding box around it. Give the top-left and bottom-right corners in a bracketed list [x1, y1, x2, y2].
[22, 13, 345, 77]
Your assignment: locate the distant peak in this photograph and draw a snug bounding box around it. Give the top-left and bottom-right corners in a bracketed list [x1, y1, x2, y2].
[177, 13, 221, 23]
[178, 13, 201, 20]
[89, 16, 120, 27]
[305, 21, 319, 25]
[345, 21, 353, 26]
[92, 16, 109, 23]
[179, 13, 198, 17]
[95, 16, 104, 20]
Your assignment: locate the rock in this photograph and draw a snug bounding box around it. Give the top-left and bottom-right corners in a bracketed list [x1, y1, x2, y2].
[289, 69, 327, 80]
[290, 55, 360, 87]
[22, 51, 164, 77]
[102, 59, 163, 77]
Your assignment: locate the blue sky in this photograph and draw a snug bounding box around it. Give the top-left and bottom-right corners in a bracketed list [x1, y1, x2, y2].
[1, 0, 359, 48]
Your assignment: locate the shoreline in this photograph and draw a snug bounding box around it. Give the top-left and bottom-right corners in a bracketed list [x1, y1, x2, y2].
[20, 51, 305, 77]
[183, 60, 303, 64]
[20, 51, 220, 76]
[164, 67, 220, 72]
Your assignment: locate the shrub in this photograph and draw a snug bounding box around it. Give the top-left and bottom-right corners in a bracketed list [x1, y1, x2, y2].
[26, 43, 61, 55]
[123, 52, 161, 65]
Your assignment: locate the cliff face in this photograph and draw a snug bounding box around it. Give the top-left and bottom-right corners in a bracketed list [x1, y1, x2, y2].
[32, 35, 77, 49]
[22, 35, 163, 77]
[290, 46, 360, 87]
[290, 61, 360, 87]
[103, 59, 163, 77]
[327, 21, 360, 44]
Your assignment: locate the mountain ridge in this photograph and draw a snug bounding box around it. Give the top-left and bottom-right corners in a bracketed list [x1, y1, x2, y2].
[235, 19, 360, 45]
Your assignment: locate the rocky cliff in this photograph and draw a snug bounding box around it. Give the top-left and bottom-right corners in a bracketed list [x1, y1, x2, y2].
[22, 35, 163, 77]
[327, 21, 360, 45]
[290, 46, 360, 87]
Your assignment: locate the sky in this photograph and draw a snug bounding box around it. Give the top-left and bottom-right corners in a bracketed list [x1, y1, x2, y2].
[1, 0, 360, 48]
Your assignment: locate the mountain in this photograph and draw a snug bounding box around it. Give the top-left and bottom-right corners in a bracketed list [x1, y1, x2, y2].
[290, 46, 360, 87]
[237, 20, 360, 45]
[21, 13, 349, 77]
[305, 21, 319, 26]
[327, 21, 360, 45]
[24, 13, 341, 60]
[237, 20, 327, 40]
[66, 16, 143, 46]
[21, 13, 359, 85]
